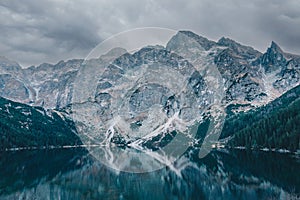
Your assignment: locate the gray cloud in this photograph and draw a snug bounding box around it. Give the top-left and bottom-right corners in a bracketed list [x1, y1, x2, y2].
[0, 0, 300, 67]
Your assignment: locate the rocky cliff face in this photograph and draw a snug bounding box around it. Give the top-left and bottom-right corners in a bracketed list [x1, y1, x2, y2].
[0, 57, 82, 108]
[0, 31, 299, 110]
[168, 31, 300, 106]
[23, 59, 82, 108]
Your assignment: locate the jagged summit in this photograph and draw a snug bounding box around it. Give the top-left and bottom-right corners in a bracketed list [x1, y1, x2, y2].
[0, 30, 299, 109]
[217, 36, 255, 50]
[102, 47, 127, 57]
[217, 37, 250, 50]
[178, 30, 211, 41]
[177, 30, 216, 50]
[217, 36, 261, 59]
[260, 41, 287, 73]
[267, 41, 285, 55]
[270, 41, 284, 53]
[266, 41, 285, 57]
[0, 56, 21, 69]
[217, 37, 236, 46]
[98, 47, 128, 62]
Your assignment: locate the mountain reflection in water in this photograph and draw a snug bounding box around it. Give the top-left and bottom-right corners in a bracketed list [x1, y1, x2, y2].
[0, 148, 299, 200]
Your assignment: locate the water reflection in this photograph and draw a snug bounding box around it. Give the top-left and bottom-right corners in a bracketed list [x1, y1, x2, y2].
[0, 148, 299, 200]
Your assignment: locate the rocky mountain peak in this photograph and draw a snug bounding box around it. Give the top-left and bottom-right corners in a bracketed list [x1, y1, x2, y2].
[217, 37, 236, 46]
[260, 41, 286, 73]
[176, 30, 216, 50]
[0, 56, 22, 72]
[0, 56, 18, 65]
[99, 47, 127, 61]
[270, 41, 283, 53]
[0, 31, 299, 110]
[217, 37, 261, 60]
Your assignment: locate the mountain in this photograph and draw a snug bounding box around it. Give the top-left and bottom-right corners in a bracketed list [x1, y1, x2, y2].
[0, 31, 299, 110]
[0, 97, 81, 150]
[0, 57, 82, 108]
[0, 30, 299, 151]
[221, 84, 300, 151]
[255, 41, 300, 94]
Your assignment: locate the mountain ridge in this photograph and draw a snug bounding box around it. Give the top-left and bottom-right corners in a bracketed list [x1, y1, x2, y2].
[0, 30, 299, 110]
[0, 30, 299, 152]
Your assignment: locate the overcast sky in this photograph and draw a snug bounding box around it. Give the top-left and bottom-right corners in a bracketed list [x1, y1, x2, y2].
[0, 0, 300, 67]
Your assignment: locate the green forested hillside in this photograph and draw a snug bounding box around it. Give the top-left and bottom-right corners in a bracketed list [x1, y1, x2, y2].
[221, 85, 300, 151]
[0, 97, 81, 150]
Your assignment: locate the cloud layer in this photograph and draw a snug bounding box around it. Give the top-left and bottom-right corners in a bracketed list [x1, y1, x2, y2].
[1, 0, 300, 67]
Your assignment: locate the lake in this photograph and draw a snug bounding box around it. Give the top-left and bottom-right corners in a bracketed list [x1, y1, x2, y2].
[0, 148, 299, 200]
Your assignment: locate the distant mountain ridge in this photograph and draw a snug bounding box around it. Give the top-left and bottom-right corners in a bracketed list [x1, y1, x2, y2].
[1, 31, 299, 111]
[0, 31, 299, 151]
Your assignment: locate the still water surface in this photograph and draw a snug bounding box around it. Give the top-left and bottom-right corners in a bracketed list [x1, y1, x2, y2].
[0, 148, 299, 200]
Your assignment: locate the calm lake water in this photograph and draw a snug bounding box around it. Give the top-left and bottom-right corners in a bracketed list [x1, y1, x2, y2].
[0, 148, 299, 200]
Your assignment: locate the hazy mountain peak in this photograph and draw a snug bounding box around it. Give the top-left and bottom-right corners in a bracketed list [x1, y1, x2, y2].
[217, 37, 236, 46]
[260, 41, 286, 73]
[178, 30, 208, 40]
[218, 37, 245, 49]
[217, 37, 261, 58]
[0, 56, 21, 68]
[177, 30, 216, 50]
[0, 31, 299, 109]
[0, 56, 10, 62]
[104, 47, 127, 57]
[270, 41, 284, 54]
[99, 47, 128, 62]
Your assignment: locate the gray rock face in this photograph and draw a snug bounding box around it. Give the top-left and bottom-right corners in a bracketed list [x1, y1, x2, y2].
[24, 59, 82, 108]
[0, 74, 31, 103]
[272, 54, 300, 92]
[0, 31, 299, 110]
[225, 73, 266, 102]
[217, 37, 261, 60]
[167, 32, 300, 105]
[0, 56, 22, 74]
[252, 41, 300, 94]
[94, 46, 213, 126]
[178, 31, 217, 51]
[259, 41, 287, 73]
[0, 57, 33, 103]
[0, 57, 82, 108]
[274, 60, 299, 91]
[214, 48, 266, 103]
